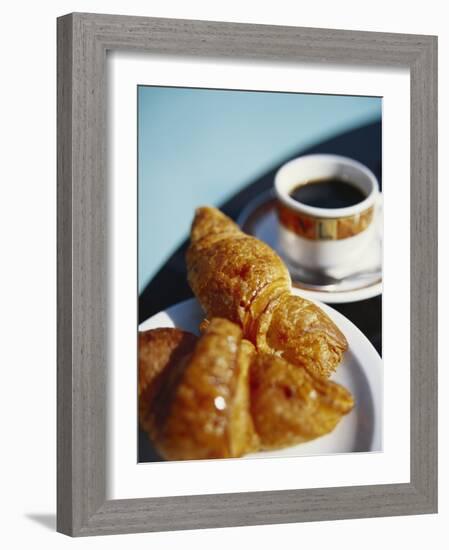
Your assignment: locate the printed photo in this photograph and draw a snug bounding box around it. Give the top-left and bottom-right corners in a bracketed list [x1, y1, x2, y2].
[137, 86, 382, 462]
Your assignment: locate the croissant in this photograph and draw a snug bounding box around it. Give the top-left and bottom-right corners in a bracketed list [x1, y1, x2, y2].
[186, 207, 348, 377]
[139, 320, 354, 460]
[139, 319, 259, 460]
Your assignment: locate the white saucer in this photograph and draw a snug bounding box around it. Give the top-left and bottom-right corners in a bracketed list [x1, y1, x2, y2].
[238, 191, 382, 303]
[139, 293, 383, 457]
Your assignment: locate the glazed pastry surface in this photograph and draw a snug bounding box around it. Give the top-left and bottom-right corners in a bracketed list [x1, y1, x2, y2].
[187, 207, 290, 332]
[139, 319, 259, 460]
[138, 328, 197, 437]
[250, 352, 354, 449]
[257, 293, 348, 378]
[187, 206, 347, 377]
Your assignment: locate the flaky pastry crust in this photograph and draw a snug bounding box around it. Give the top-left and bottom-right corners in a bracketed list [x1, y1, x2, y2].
[186, 207, 347, 377]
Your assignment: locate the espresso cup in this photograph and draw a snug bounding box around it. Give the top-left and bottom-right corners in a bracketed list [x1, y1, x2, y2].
[274, 154, 379, 272]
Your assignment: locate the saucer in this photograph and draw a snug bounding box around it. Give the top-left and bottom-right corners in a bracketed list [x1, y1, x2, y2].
[237, 190, 382, 304]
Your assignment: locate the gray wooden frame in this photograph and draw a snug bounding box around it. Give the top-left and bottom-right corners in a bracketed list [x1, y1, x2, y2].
[57, 12, 438, 537]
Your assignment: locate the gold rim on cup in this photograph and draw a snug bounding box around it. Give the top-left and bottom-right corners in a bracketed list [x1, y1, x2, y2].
[277, 201, 374, 241]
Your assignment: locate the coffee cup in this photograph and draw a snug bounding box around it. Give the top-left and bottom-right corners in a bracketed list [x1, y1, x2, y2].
[274, 154, 379, 272]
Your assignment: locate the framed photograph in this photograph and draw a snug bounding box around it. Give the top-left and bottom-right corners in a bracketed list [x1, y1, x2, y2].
[57, 12, 437, 536]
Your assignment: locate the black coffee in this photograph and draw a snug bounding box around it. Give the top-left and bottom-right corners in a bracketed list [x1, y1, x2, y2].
[288, 178, 366, 209]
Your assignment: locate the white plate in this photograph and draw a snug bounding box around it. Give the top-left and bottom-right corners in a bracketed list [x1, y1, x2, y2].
[139, 290, 383, 459]
[238, 191, 383, 303]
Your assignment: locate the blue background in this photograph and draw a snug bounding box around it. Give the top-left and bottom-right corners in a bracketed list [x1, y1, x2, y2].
[138, 86, 381, 293]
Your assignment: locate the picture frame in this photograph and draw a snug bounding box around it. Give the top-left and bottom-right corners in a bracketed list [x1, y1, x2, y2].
[57, 12, 437, 536]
